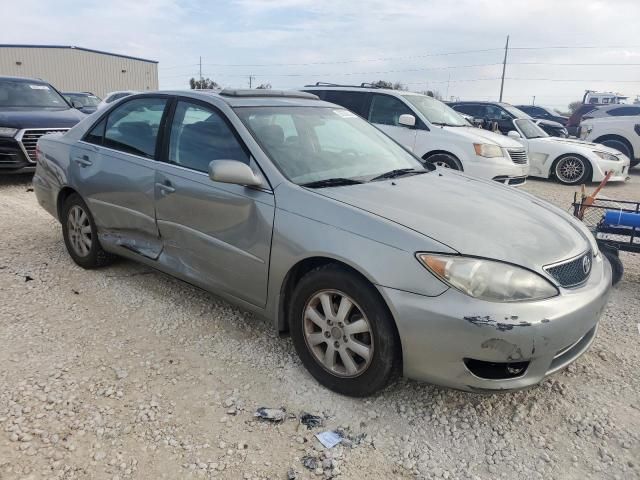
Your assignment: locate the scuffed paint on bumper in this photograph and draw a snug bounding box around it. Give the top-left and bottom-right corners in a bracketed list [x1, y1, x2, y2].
[378, 253, 612, 392]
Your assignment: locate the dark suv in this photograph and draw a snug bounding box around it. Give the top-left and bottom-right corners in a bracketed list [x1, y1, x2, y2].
[515, 105, 568, 126]
[0, 76, 85, 174]
[448, 101, 568, 138]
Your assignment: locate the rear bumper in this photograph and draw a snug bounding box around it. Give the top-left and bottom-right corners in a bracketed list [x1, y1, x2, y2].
[379, 253, 611, 392]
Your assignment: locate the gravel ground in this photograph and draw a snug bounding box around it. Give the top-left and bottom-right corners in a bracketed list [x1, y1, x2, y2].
[1, 171, 639, 480]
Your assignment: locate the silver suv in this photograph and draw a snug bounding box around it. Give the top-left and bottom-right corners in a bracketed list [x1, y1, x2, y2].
[34, 89, 611, 396]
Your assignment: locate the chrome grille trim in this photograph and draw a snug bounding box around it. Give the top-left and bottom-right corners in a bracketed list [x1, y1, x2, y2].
[507, 148, 529, 165]
[544, 250, 593, 288]
[16, 128, 69, 163]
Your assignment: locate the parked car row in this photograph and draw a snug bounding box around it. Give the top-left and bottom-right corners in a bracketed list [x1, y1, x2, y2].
[302, 84, 631, 185]
[33, 88, 613, 396]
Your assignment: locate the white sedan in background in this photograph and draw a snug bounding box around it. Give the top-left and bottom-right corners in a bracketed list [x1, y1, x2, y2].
[507, 118, 630, 185]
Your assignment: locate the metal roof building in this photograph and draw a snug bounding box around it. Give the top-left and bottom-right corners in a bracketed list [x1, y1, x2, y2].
[0, 45, 158, 98]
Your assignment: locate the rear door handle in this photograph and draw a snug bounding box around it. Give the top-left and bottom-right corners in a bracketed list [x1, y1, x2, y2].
[73, 154, 92, 167]
[156, 182, 176, 194]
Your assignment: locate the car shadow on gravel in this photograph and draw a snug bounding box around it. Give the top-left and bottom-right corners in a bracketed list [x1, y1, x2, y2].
[0, 173, 33, 188]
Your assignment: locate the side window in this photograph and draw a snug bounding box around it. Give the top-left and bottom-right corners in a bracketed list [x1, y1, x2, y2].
[323, 91, 369, 117]
[103, 97, 167, 158]
[84, 117, 107, 145]
[608, 106, 640, 116]
[452, 104, 476, 116]
[168, 101, 249, 173]
[368, 94, 413, 126]
[485, 105, 507, 120]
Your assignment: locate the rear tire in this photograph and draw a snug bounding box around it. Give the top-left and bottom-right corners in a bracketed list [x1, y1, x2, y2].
[601, 247, 623, 286]
[425, 153, 463, 171]
[61, 193, 115, 269]
[598, 137, 633, 163]
[289, 264, 401, 397]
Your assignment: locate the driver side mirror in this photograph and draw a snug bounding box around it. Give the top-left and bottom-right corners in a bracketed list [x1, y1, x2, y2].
[71, 100, 84, 109]
[208, 160, 261, 187]
[398, 114, 416, 128]
[507, 130, 522, 139]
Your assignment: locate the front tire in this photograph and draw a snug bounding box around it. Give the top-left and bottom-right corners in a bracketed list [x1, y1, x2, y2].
[601, 247, 623, 286]
[425, 153, 463, 171]
[553, 154, 592, 185]
[289, 264, 401, 397]
[61, 193, 114, 269]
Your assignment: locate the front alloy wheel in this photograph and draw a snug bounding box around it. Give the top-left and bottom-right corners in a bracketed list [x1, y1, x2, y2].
[289, 264, 401, 397]
[303, 290, 374, 377]
[554, 155, 591, 185]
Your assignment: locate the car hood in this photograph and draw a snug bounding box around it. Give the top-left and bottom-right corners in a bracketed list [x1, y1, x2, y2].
[0, 107, 86, 129]
[534, 137, 625, 155]
[442, 125, 524, 148]
[311, 171, 591, 270]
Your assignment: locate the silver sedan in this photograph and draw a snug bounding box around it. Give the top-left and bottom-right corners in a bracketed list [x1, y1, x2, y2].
[33, 89, 612, 396]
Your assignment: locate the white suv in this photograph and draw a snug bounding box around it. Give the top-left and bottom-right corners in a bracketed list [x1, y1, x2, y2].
[302, 85, 530, 185]
[580, 116, 640, 168]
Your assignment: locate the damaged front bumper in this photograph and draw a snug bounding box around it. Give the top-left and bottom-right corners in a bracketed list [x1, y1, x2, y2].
[378, 253, 612, 392]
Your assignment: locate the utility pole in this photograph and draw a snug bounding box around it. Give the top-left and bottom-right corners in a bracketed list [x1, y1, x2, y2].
[499, 34, 509, 102]
[532, 95, 536, 105]
[248, 75, 254, 88]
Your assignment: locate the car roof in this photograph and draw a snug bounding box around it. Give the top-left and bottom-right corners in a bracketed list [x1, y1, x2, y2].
[136, 89, 331, 108]
[0, 75, 49, 84]
[63, 91, 97, 96]
[302, 85, 421, 96]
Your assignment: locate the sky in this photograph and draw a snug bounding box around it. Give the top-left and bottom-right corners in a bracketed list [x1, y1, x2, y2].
[2, 0, 640, 111]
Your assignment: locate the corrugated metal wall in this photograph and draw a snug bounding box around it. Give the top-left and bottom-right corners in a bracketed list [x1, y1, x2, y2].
[0, 47, 158, 98]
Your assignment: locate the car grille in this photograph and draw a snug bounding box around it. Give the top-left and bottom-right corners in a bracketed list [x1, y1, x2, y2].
[18, 129, 69, 162]
[544, 251, 593, 287]
[507, 148, 528, 165]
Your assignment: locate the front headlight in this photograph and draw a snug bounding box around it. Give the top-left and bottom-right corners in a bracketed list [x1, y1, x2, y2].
[417, 254, 559, 302]
[0, 127, 18, 137]
[593, 151, 620, 162]
[580, 126, 592, 140]
[473, 143, 503, 158]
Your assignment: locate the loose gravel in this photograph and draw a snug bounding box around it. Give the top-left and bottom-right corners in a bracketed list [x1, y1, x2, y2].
[1, 172, 639, 480]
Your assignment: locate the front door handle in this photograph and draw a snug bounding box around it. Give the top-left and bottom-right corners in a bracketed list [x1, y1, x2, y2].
[156, 181, 176, 194]
[73, 154, 92, 167]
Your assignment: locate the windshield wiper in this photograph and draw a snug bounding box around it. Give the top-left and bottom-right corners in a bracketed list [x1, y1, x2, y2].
[300, 178, 364, 188]
[370, 168, 425, 181]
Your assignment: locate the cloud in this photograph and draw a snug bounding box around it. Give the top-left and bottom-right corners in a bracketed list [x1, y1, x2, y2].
[2, 0, 639, 108]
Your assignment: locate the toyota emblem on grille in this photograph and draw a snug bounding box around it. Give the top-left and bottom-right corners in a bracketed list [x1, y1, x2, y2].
[582, 255, 591, 275]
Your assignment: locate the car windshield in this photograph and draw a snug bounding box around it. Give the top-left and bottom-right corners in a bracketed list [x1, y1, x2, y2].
[402, 94, 470, 127]
[502, 104, 532, 119]
[235, 106, 426, 185]
[64, 93, 101, 107]
[515, 119, 549, 139]
[0, 80, 69, 108]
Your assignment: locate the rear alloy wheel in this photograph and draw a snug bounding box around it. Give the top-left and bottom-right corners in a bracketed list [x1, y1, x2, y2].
[426, 153, 462, 171]
[62, 194, 115, 269]
[553, 155, 592, 185]
[289, 264, 401, 396]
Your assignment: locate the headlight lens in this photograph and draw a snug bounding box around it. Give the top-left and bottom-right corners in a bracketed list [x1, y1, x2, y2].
[593, 150, 620, 162]
[580, 126, 592, 140]
[417, 254, 559, 302]
[0, 127, 18, 137]
[473, 143, 503, 158]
